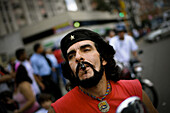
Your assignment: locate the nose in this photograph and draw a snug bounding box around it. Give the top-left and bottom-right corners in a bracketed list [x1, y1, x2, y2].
[75, 51, 84, 63]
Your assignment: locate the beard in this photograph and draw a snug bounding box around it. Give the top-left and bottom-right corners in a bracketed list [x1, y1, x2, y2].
[75, 60, 104, 88]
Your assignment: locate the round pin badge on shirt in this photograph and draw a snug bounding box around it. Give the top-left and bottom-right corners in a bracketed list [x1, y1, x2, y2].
[98, 100, 110, 112]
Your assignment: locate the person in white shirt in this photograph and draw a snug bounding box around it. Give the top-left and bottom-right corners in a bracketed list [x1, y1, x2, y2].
[109, 25, 139, 67]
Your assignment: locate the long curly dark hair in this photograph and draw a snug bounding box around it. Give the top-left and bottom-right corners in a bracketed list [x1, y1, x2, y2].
[94, 43, 120, 82]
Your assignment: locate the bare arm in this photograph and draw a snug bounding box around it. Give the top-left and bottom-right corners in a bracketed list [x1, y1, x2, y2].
[142, 90, 159, 113]
[132, 51, 142, 62]
[132, 51, 138, 58]
[34, 74, 45, 90]
[0, 73, 15, 83]
[15, 82, 36, 113]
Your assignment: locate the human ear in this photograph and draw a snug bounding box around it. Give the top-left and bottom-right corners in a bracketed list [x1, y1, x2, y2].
[102, 58, 107, 66]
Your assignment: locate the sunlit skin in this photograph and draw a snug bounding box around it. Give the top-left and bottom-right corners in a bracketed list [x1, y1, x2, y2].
[67, 40, 106, 81]
[66, 40, 108, 98]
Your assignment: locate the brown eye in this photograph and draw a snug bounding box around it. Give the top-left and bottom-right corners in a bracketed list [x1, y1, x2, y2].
[83, 47, 91, 52]
[67, 50, 76, 60]
[68, 54, 75, 60]
[84, 49, 90, 52]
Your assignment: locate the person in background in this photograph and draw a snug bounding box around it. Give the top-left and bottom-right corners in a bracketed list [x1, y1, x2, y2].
[48, 29, 158, 113]
[0, 65, 15, 93]
[52, 47, 67, 86]
[132, 28, 140, 40]
[0, 65, 17, 113]
[30, 43, 62, 100]
[15, 48, 41, 98]
[45, 48, 59, 84]
[36, 93, 54, 113]
[6, 57, 16, 74]
[104, 29, 116, 43]
[109, 25, 139, 67]
[13, 64, 39, 113]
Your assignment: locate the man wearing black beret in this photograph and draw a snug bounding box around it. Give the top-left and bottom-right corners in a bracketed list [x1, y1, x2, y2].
[49, 29, 158, 113]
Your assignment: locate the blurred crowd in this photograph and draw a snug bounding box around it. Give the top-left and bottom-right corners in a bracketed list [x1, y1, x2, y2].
[0, 24, 152, 113]
[103, 25, 151, 43]
[0, 43, 67, 113]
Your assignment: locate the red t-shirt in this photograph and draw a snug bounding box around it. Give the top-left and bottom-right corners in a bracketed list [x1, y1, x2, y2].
[53, 49, 65, 64]
[51, 79, 142, 113]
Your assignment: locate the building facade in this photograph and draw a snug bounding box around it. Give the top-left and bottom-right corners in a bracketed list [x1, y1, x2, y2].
[0, 0, 169, 63]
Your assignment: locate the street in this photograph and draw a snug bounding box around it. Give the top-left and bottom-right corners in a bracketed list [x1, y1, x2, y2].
[137, 36, 170, 113]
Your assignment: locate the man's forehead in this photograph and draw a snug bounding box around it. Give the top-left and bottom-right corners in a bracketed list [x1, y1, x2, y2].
[67, 40, 94, 53]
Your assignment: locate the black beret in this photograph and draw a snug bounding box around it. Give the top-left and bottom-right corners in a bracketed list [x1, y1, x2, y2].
[60, 29, 115, 60]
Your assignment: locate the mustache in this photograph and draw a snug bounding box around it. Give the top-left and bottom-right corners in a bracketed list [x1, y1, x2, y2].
[76, 61, 94, 77]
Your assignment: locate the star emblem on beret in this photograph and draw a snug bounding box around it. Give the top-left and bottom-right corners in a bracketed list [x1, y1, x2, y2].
[70, 35, 75, 40]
